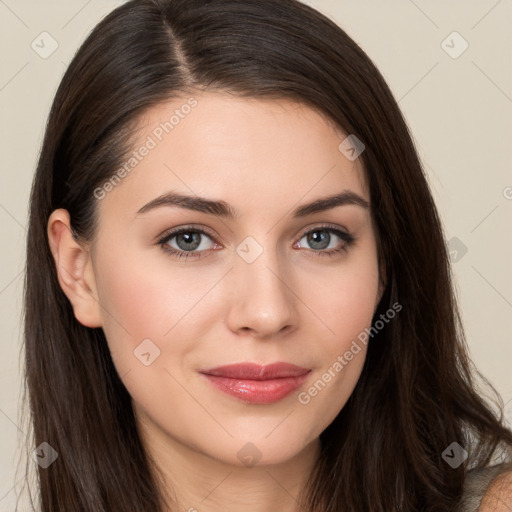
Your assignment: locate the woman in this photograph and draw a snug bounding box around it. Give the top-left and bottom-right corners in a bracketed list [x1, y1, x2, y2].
[22, 0, 512, 510]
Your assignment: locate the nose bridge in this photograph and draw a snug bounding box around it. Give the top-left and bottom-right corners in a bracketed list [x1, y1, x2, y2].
[227, 234, 297, 337]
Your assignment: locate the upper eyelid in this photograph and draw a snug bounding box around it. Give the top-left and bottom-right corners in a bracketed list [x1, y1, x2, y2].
[158, 223, 351, 246]
[158, 224, 217, 243]
[297, 224, 350, 238]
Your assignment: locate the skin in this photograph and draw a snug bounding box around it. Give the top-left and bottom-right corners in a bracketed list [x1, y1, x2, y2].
[48, 91, 386, 512]
[480, 471, 512, 511]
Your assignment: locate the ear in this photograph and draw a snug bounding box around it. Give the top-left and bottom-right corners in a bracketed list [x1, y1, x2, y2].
[47, 209, 103, 328]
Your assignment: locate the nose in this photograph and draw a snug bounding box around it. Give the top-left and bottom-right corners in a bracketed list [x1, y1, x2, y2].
[225, 245, 299, 339]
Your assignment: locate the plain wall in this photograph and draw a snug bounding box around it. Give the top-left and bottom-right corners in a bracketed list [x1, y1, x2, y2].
[1, 0, 511, 508]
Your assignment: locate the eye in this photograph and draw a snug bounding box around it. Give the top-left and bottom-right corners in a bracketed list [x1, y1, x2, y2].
[157, 223, 356, 260]
[157, 226, 219, 260]
[294, 224, 355, 258]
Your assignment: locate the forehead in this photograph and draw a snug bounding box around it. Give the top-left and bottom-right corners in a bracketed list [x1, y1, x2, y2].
[97, 91, 369, 220]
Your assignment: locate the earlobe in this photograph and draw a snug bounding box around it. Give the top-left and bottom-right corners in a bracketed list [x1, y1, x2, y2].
[47, 209, 103, 328]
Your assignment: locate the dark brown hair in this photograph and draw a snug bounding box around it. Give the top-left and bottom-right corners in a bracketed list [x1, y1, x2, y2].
[22, 0, 512, 510]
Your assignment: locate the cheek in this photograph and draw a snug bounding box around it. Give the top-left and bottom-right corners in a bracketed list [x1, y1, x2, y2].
[315, 251, 380, 350]
[92, 242, 224, 384]
[298, 345, 367, 444]
[299, 252, 379, 424]
[92, 253, 200, 418]
[94, 242, 198, 338]
[92, 244, 178, 367]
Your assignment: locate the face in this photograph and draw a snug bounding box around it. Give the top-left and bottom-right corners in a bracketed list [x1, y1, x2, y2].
[75, 92, 384, 467]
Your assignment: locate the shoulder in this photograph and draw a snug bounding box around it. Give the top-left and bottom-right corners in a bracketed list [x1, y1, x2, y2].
[456, 463, 512, 512]
[478, 469, 512, 511]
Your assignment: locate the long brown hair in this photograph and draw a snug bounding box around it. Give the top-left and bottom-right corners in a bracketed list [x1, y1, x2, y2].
[22, 0, 512, 510]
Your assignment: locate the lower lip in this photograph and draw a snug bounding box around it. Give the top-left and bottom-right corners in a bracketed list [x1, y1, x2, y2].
[201, 372, 310, 404]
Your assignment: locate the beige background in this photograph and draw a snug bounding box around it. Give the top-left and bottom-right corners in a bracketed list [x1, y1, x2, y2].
[1, 0, 511, 508]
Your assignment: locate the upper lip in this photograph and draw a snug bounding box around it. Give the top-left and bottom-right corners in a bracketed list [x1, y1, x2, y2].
[199, 362, 310, 380]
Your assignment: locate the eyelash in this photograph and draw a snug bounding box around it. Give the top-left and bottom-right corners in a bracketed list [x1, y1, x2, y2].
[157, 223, 356, 260]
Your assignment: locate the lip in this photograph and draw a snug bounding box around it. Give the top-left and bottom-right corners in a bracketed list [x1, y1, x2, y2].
[199, 363, 311, 404]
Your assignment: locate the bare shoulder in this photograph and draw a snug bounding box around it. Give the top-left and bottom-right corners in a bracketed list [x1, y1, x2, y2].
[479, 470, 512, 511]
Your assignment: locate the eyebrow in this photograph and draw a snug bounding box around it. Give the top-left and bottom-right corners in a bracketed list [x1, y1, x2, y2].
[135, 190, 369, 219]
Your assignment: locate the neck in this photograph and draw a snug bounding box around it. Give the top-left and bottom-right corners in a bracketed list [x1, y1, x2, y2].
[138, 415, 321, 512]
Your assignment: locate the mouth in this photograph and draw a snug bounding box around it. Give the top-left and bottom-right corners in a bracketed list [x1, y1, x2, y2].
[199, 362, 311, 404]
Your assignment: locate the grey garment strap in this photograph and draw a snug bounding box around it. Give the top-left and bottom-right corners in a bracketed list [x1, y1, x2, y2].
[455, 462, 512, 512]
